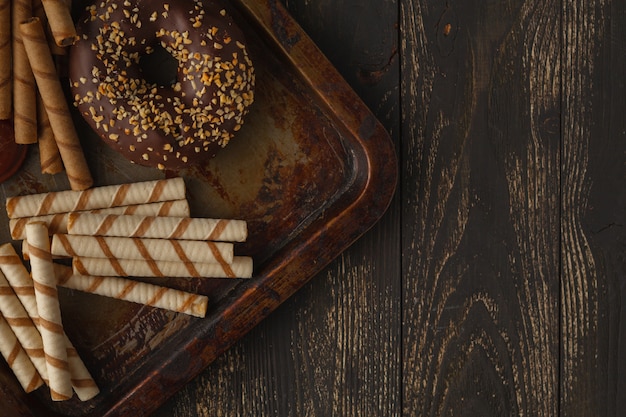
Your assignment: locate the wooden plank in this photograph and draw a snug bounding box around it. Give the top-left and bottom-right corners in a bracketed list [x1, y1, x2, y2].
[561, 0, 626, 415]
[401, 0, 560, 415]
[152, 0, 401, 415]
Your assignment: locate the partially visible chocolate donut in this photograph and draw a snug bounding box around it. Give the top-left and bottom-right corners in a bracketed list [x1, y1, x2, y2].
[70, 0, 255, 170]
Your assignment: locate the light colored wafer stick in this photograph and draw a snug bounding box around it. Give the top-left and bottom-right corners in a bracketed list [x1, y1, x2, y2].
[37, 92, 64, 174]
[6, 177, 186, 219]
[20, 18, 92, 191]
[40, 0, 77, 46]
[26, 222, 72, 401]
[0, 0, 11, 119]
[0, 313, 45, 393]
[73, 256, 254, 279]
[53, 265, 208, 318]
[10, 199, 190, 240]
[67, 213, 248, 242]
[51, 235, 234, 264]
[0, 270, 50, 386]
[0, 243, 99, 401]
[12, 0, 37, 144]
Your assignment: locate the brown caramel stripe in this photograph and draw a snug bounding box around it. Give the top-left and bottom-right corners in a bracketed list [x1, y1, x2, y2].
[134, 216, 156, 237]
[37, 316, 64, 334]
[132, 239, 163, 276]
[207, 219, 229, 241]
[110, 183, 131, 207]
[205, 241, 235, 277]
[44, 352, 68, 371]
[86, 277, 105, 293]
[170, 217, 192, 239]
[71, 378, 98, 389]
[11, 286, 36, 297]
[4, 316, 37, 327]
[27, 243, 53, 263]
[116, 280, 138, 299]
[37, 193, 58, 217]
[157, 200, 177, 216]
[50, 389, 71, 401]
[145, 286, 168, 307]
[7, 343, 20, 364]
[0, 255, 22, 265]
[177, 294, 200, 314]
[0, 286, 14, 295]
[94, 236, 128, 276]
[148, 180, 167, 203]
[74, 188, 94, 212]
[23, 348, 45, 358]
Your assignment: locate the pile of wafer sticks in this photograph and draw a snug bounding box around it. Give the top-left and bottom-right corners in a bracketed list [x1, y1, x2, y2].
[1, 0, 93, 190]
[0, 177, 253, 401]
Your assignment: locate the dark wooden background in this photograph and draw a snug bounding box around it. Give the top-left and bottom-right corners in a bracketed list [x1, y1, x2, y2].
[153, 0, 625, 415]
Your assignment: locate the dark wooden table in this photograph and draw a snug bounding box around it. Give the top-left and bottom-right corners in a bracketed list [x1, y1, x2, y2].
[153, 0, 625, 415]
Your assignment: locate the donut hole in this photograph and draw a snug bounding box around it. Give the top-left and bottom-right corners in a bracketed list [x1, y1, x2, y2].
[139, 44, 178, 86]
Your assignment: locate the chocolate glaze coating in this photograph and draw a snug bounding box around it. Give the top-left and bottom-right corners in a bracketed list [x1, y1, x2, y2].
[69, 0, 255, 170]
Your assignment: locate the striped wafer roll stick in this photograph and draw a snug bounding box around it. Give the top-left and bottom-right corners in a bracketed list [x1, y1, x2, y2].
[32, 0, 67, 56]
[0, 314, 44, 393]
[10, 199, 190, 240]
[26, 222, 72, 401]
[37, 93, 64, 175]
[0, 243, 99, 401]
[0, 313, 44, 393]
[0, 0, 11, 119]
[12, 0, 38, 144]
[0, 271, 49, 386]
[6, 177, 186, 219]
[53, 265, 208, 318]
[20, 18, 92, 191]
[40, 0, 77, 46]
[51, 235, 234, 264]
[73, 256, 254, 279]
[67, 213, 248, 242]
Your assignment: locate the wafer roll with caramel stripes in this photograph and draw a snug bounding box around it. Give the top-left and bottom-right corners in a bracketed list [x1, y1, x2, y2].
[67, 213, 248, 242]
[73, 256, 253, 279]
[53, 265, 208, 318]
[6, 177, 186, 219]
[33, 0, 70, 54]
[12, 0, 37, 144]
[0, 270, 50, 386]
[0, 313, 45, 393]
[37, 92, 64, 174]
[20, 18, 92, 190]
[26, 222, 72, 401]
[0, 243, 99, 401]
[0, 0, 11, 119]
[51, 235, 234, 265]
[40, 0, 78, 46]
[10, 199, 190, 240]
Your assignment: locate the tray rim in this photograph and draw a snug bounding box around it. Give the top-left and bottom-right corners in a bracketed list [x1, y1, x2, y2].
[2, 0, 398, 415]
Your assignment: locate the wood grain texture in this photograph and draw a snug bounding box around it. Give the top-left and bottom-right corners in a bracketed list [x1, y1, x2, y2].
[401, 0, 560, 414]
[153, 0, 625, 416]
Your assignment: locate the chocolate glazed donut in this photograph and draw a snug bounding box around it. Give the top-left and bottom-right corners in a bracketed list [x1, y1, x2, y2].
[69, 0, 255, 170]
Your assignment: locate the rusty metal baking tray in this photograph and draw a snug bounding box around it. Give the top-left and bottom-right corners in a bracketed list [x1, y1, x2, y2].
[0, 0, 397, 415]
